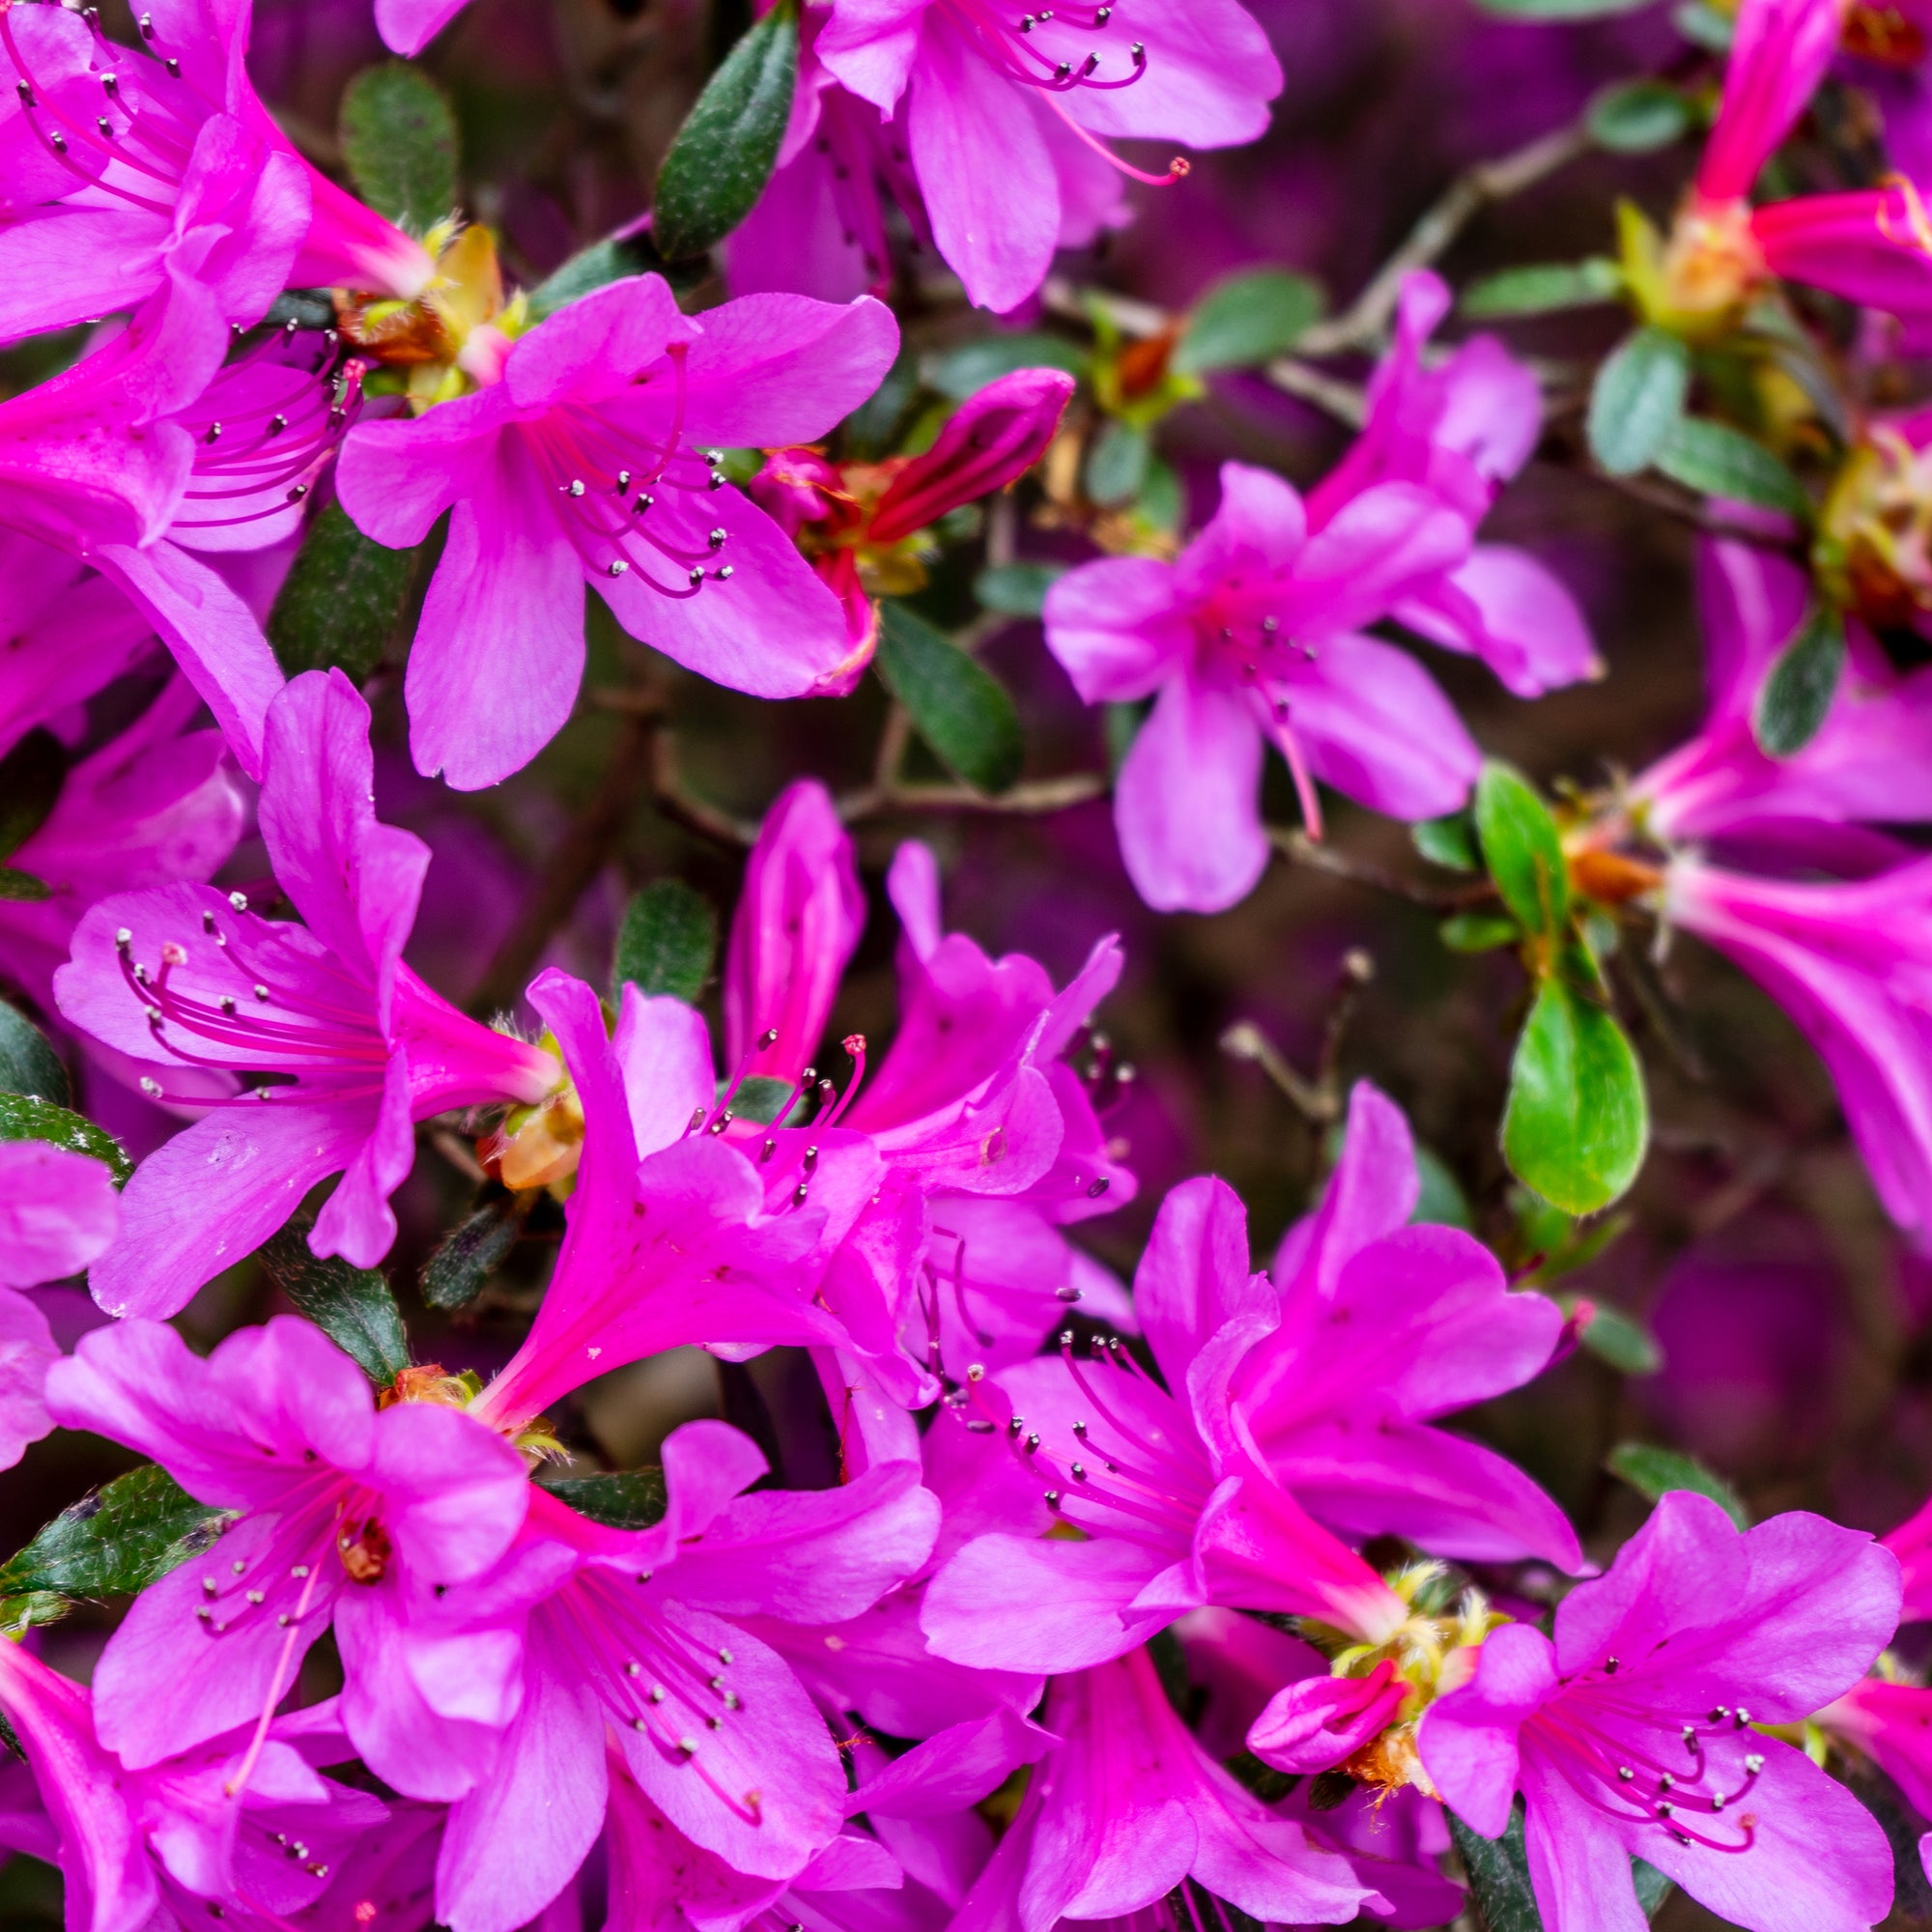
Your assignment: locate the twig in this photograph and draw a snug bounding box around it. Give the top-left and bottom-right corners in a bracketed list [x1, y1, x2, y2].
[1583, 466, 1808, 545]
[1263, 357, 1368, 428]
[469, 711, 657, 1011]
[650, 731, 759, 847]
[1316, 949, 1376, 1095]
[838, 771, 1107, 822]
[1268, 827, 1487, 910]
[1222, 1021, 1333, 1122]
[1296, 121, 1595, 355]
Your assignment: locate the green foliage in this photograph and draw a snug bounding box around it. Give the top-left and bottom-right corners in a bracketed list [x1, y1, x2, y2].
[1478, 0, 1657, 17]
[269, 500, 422, 682]
[1474, 764, 1570, 937]
[0, 1003, 69, 1107]
[339, 62, 459, 235]
[0, 1093, 130, 1183]
[730, 1076, 796, 1124]
[1606, 1441, 1750, 1527]
[1655, 417, 1808, 518]
[651, 3, 799, 260]
[874, 603, 1026, 795]
[975, 562, 1065, 618]
[259, 1225, 411, 1386]
[0, 728, 63, 861]
[1172, 270, 1324, 375]
[613, 880, 719, 1006]
[1440, 913, 1521, 953]
[0, 867, 50, 900]
[538, 1468, 669, 1528]
[0, 1465, 225, 1631]
[1462, 259, 1623, 319]
[1447, 1807, 1545, 1932]
[1752, 604, 1845, 756]
[1085, 419, 1150, 505]
[1413, 810, 1480, 871]
[925, 335, 1086, 401]
[421, 1194, 528, 1310]
[1503, 978, 1648, 1214]
[1570, 1296, 1664, 1374]
[1587, 327, 1690, 476]
[1586, 80, 1690, 153]
[528, 233, 683, 321]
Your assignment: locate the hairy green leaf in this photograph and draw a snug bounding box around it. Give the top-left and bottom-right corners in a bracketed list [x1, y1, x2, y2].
[1173, 270, 1324, 375]
[538, 1468, 669, 1529]
[1606, 1441, 1749, 1527]
[975, 562, 1065, 618]
[1413, 811, 1481, 871]
[269, 499, 422, 682]
[0, 729, 65, 862]
[0, 1465, 226, 1617]
[613, 880, 719, 1007]
[1656, 416, 1809, 518]
[1448, 1806, 1544, 1932]
[1752, 603, 1844, 756]
[651, 3, 799, 260]
[0, 1094, 129, 1183]
[0, 1002, 69, 1107]
[338, 62, 459, 236]
[1587, 79, 1690, 153]
[1462, 259, 1623, 319]
[1587, 327, 1690, 476]
[925, 335, 1086, 401]
[259, 1225, 411, 1385]
[1475, 763, 1570, 937]
[421, 1194, 529, 1311]
[875, 603, 1025, 795]
[1085, 418, 1150, 505]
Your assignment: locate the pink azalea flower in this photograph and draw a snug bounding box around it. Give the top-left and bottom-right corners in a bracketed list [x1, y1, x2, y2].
[1041, 460, 1479, 913]
[1885, 1490, 1932, 1619]
[1247, 1663, 1411, 1776]
[949, 1645, 1380, 1932]
[724, 14, 1128, 309]
[1311, 271, 1599, 700]
[1662, 853, 1932, 1236]
[810, 0, 1281, 313]
[1419, 1491, 1900, 1932]
[333, 278, 899, 789]
[1683, 0, 1932, 319]
[42, 1313, 532, 1792]
[1634, 536, 1932, 845]
[55, 669, 562, 1319]
[1231, 1081, 1583, 1571]
[0, 0, 432, 339]
[0, 674, 244, 1018]
[0, 265, 363, 777]
[748, 366, 1075, 652]
[0, 1637, 388, 1932]
[0, 1139, 115, 1468]
[417, 1420, 937, 1932]
[465, 967, 868, 1435]
[920, 1174, 1410, 1674]
[1816, 1675, 1932, 1822]
[711, 783, 1135, 1413]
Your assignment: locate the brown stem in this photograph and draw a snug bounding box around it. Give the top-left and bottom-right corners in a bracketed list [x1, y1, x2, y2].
[839, 771, 1107, 822]
[1268, 827, 1490, 910]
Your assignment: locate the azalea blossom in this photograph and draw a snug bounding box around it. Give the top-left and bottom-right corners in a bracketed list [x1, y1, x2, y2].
[334, 278, 899, 788]
[0, 0, 431, 340]
[43, 1312, 532, 1789]
[1420, 1491, 1900, 1932]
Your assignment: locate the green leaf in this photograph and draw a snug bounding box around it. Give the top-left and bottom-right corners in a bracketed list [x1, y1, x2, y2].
[269, 499, 421, 682]
[1474, 763, 1570, 938]
[537, 1468, 669, 1529]
[1752, 603, 1845, 756]
[1503, 980, 1648, 1214]
[1655, 416, 1808, 518]
[1462, 260, 1623, 319]
[651, 3, 799, 261]
[263, 289, 339, 332]
[730, 1075, 796, 1124]
[0, 1094, 129, 1183]
[1411, 1143, 1475, 1231]
[528, 232, 681, 322]
[421, 1194, 528, 1311]
[1586, 79, 1690, 153]
[1085, 418, 1150, 506]
[613, 880, 719, 1007]
[0, 728, 65, 862]
[1136, 456, 1183, 536]
[338, 62, 458, 236]
[1557, 1293, 1662, 1373]
[925, 335, 1086, 402]
[258, 1225, 410, 1386]
[1587, 327, 1690, 477]
[0, 1464, 226, 1616]
[1440, 913, 1521, 953]
[1172, 270, 1325, 376]
[1633, 1863, 1674, 1919]
[1412, 811, 1480, 871]
[0, 867, 50, 900]
[1478, 0, 1654, 17]
[874, 603, 1025, 795]
[1606, 1441, 1749, 1528]
[1672, 0, 1734, 47]
[1447, 1806, 1544, 1932]
[975, 562, 1065, 618]
[0, 1004, 68, 1107]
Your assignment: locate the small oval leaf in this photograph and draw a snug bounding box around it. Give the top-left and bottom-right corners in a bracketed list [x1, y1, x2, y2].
[1502, 979, 1648, 1215]
[0, 1002, 69, 1108]
[0, 1464, 226, 1613]
[651, 3, 799, 261]
[1173, 270, 1325, 376]
[1587, 327, 1690, 477]
[1462, 259, 1623, 319]
[259, 1223, 411, 1386]
[1655, 416, 1809, 518]
[537, 1468, 669, 1529]
[0, 728, 66, 862]
[269, 499, 422, 682]
[0, 1093, 130, 1183]
[1474, 762, 1570, 938]
[1606, 1441, 1749, 1528]
[1752, 603, 1844, 756]
[874, 603, 1026, 795]
[1586, 79, 1690, 153]
[613, 880, 719, 1007]
[338, 61, 459, 237]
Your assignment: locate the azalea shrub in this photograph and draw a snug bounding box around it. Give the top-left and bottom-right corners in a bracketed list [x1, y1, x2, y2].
[17, 0, 1932, 1929]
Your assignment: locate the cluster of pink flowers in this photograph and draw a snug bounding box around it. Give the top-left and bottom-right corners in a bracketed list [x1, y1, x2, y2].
[18, 0, 1932, 1929]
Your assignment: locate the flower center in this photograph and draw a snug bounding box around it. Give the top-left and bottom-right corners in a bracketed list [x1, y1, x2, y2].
[1844, 2, 1926, 66]
[1816, 428, 1932, 627]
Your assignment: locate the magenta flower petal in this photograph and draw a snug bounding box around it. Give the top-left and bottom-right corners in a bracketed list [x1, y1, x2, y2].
[0, 1141, 119, 1289]
[1698, 0, 1849, 202]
